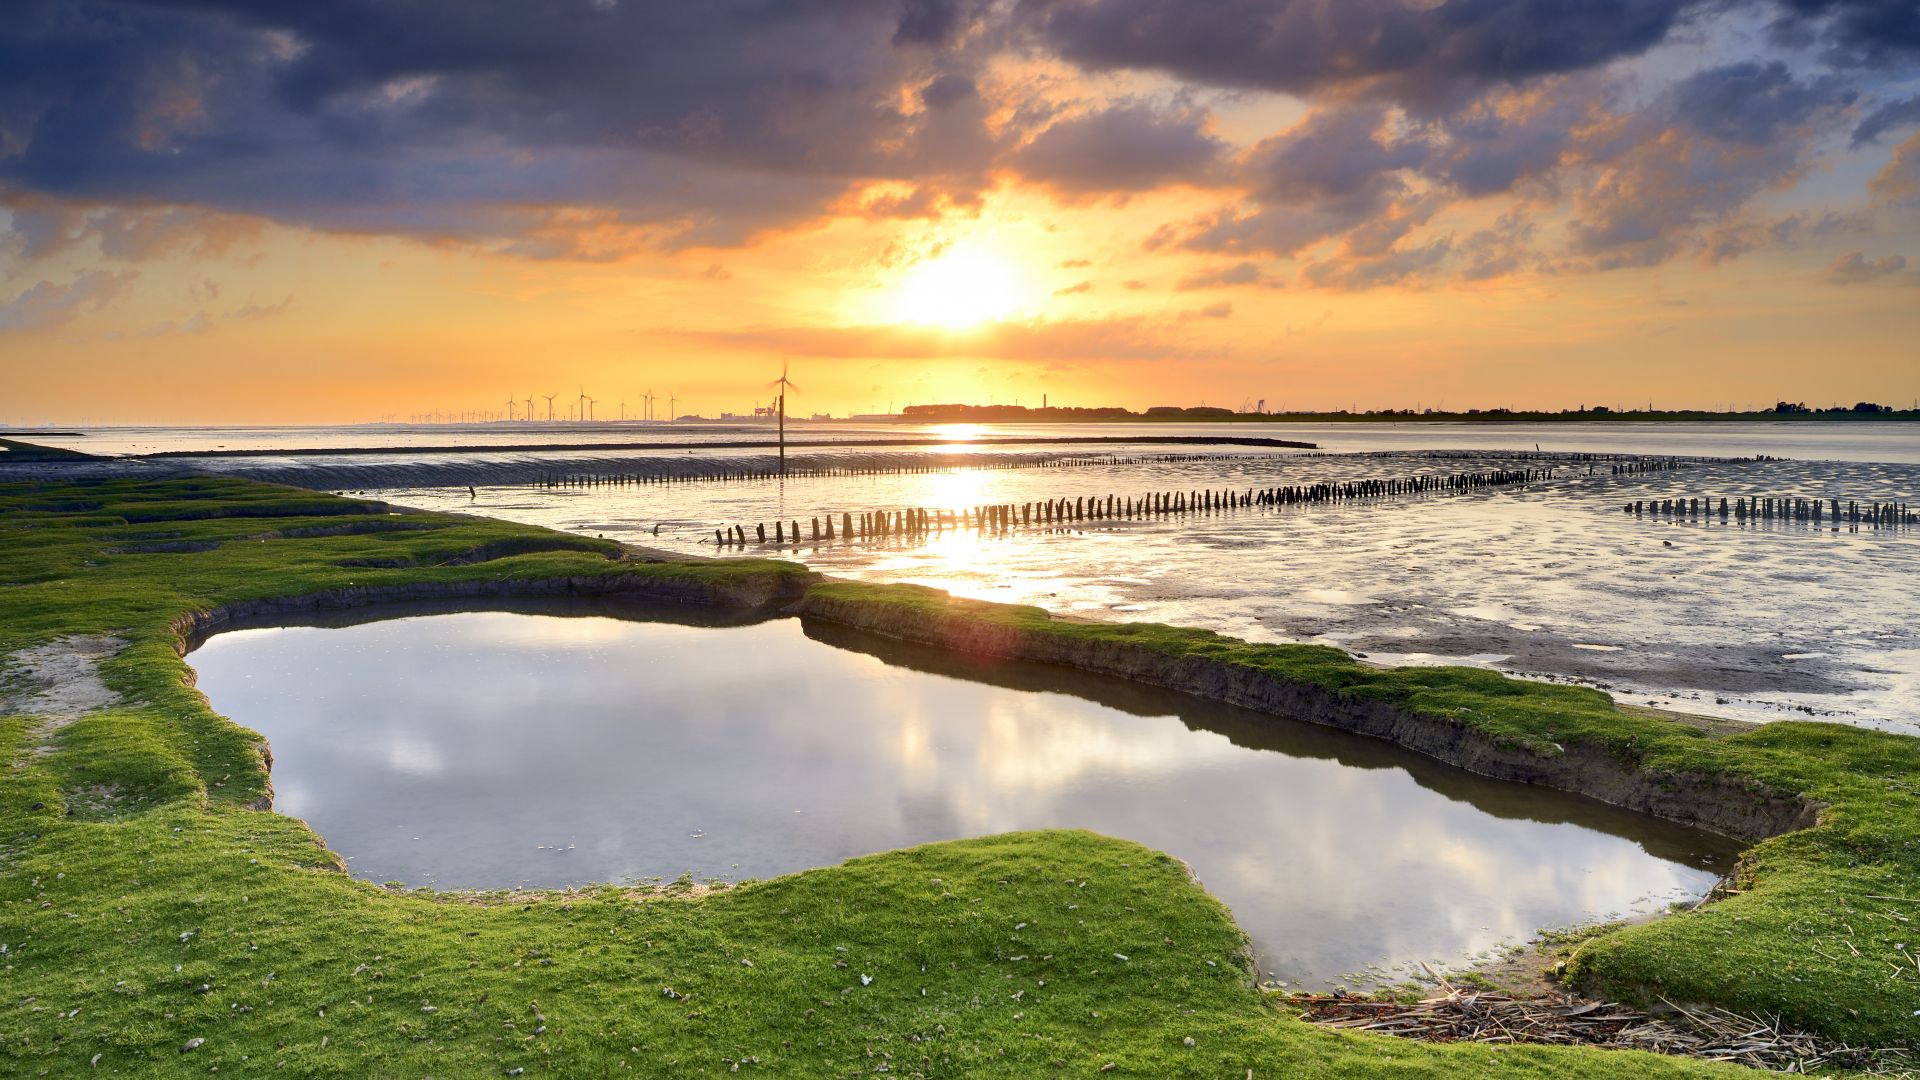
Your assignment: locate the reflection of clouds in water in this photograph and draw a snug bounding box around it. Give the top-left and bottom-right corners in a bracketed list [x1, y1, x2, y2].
[382, 732, 445, 778]
[192, 613, 1733, 986]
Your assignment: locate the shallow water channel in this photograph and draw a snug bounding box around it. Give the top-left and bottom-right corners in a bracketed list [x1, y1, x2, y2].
[187, 605, 1742, 987]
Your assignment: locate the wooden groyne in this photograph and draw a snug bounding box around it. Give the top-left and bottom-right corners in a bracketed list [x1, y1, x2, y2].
[714, 464, 1566, 548]
[1627, 496, 1916, 530]
[710, 454, 1774, 549]
[534, 452, 1251, 489]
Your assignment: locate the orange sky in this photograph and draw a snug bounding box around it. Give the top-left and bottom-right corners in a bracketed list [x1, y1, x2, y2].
[2, 2, 1918, 423]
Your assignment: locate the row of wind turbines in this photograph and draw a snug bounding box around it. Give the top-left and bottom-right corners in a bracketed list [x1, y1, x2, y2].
[494, 387, 680, 423]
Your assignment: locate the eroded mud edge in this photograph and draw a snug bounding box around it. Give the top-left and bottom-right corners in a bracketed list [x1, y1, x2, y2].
[794, 592, 1822, 846]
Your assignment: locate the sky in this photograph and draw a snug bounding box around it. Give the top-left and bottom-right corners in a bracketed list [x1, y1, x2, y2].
[2, 0, 1918, 423]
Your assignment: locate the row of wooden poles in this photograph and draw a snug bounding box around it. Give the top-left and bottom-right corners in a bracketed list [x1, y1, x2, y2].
[1610, 457, 1716, 475]
[711, 464, 1574, 548]
[1627, 496, 1916, 529]
[533, 452, 1245, 489]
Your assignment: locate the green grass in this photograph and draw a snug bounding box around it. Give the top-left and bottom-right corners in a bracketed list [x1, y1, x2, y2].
[0, 473, 1912, 1075]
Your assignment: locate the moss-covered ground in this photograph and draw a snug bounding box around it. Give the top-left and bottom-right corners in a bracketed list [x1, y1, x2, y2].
[1, 472, 1913, 1075]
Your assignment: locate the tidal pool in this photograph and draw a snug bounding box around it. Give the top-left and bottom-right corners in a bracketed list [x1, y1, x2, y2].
[187, 605, 1741, 986]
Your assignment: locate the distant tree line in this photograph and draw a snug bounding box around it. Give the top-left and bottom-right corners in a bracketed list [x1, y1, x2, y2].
[1772, 400, 1895, 414]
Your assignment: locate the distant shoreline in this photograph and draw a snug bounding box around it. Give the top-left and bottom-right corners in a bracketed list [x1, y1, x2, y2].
[890, 409, 1920, 425]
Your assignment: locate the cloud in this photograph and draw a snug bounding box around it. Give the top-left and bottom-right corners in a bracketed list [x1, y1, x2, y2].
[1424, 80, 1599, 197]
[229, 294, 295, 320]
[1012, 101, 1227, 195]
[0, 0, 1000, 251]
[0, 269, 138, 331]
[1177, 300, 1232, 319]
[1300, 237, 1453, 290]
[1695, 209, 1868, 264]
[1053, 280, 1092, 294]
[2, 192, 265, 263]
[142, 311, 213, 337]
[1562, 62, 1856, 269]
[1154, 105, 1431, 258]
[1459, 214, 1538, 280]
[0, 0, 1904, 291]
[1174, 261, 1281, 289]
[1872, 132, 1920, 204]
[1665, 61, 1855, 145]
[1023, 0, 1694, 109]
[1850, 94, 1920, 147]
[1824, 250, 1909, 283]
[1769, 0, 1920, 66]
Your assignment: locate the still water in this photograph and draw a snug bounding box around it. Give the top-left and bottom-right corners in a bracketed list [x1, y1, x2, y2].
[188, 606, 1739, 987]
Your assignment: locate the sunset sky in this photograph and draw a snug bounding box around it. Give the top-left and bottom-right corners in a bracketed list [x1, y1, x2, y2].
[3, 0, 1918, 423]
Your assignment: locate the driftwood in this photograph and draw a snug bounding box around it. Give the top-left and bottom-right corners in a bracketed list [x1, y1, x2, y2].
[1290, 981, 1914, 1074]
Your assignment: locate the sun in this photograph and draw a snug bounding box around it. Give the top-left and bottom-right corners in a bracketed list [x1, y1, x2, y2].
[887, 242, 1027, 329]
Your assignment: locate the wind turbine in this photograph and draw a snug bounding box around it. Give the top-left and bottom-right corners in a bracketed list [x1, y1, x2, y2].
[587, 397, 598, 422]
[542, 393, 558, 422]
[577, 386, 587, 425]
[619, 399, 627, 422]
[668, 392, 677, 422]
[643, 389, 655, 422]
[504, 396, 516, 422]
[524, 395, 534, 421]
[768, 361, 798, 475]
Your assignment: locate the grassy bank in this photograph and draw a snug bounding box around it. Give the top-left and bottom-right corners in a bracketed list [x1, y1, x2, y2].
[1, 473, 1912, 1075]
[797, 583, 1920, 1046]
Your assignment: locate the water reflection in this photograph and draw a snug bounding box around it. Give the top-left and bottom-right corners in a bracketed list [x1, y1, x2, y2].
[187, 604, 1739, 986]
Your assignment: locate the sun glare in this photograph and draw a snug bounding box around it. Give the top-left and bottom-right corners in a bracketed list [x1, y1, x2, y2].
[888, 244, 1026, 329]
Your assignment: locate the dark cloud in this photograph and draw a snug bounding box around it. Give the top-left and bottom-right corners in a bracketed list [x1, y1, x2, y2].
[0, 0, 992, 250]
[1022, 0, 1695, 109]
[1565, 62, 1858, 268]
[894, 0, 986, 45]
[0, 0, 1901, 286]
[1853, 94, 1920, 147]
[1427, 86, 1592, 197]
[1667, 62, 1855, 145]
[1770, 0, 1920, 65]
[1012, 102, 1226, 194]
[1152, 106, 1428, 257]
